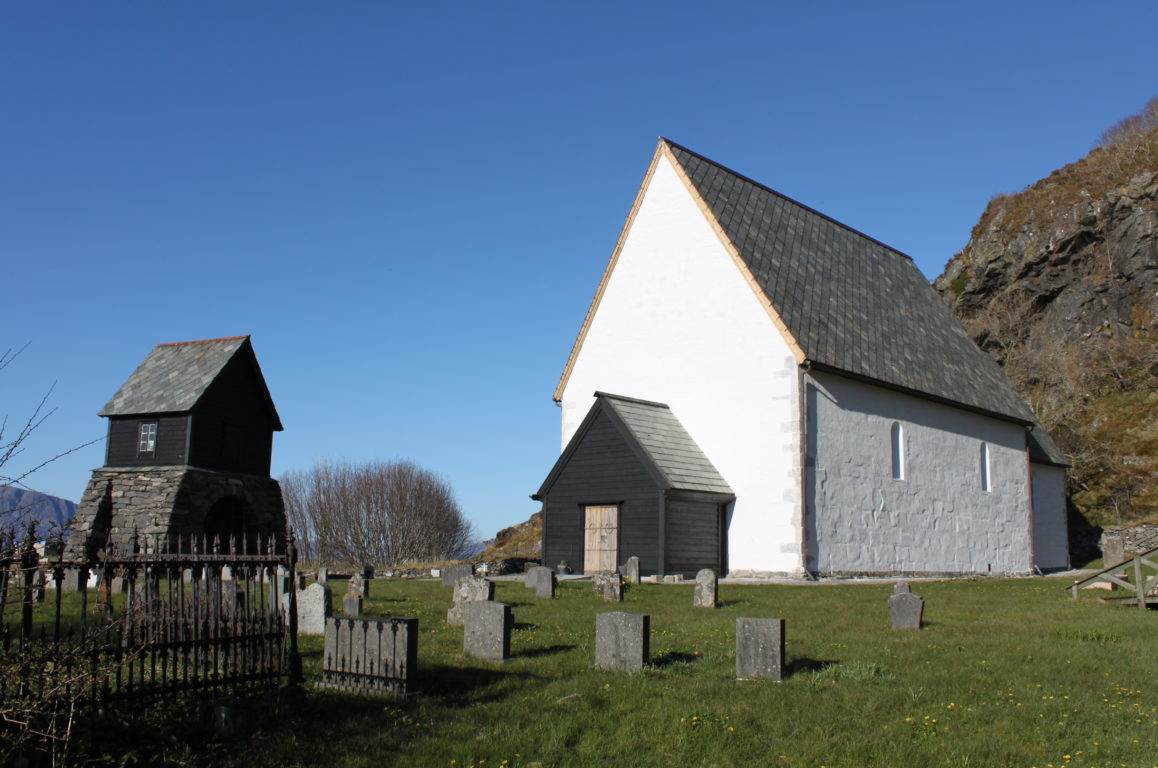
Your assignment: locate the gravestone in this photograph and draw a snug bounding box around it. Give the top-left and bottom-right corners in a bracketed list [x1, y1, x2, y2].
[316, 567, 328, 584]
[1102, 538, 1126, 569]
[526, 566, 556, 598]
[464, 601, 511, 661]
[347, 572, 369, 599]
[296, 573, 307, 591]
[735, 617, 785, 681]
[362, 565, 375, 580]
[556, 561, 572, 575]
[620, 556, 640, 585]
[321, 616, 418, 697]
[343, 595, 362, 617]
[595, 611, 649, 672]
[446, 576, 495, 626]
[296, 581, 332, 635]
[888, 582, 924, 630]
[693, 569, 718, 608]
[441, 563, 474, 587]
[592, 572, 622, 602]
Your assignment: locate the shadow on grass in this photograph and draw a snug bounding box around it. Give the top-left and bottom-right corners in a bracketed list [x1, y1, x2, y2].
[650, 651, 702, 668]
[516, 643, 577, 659]
[420, 664, 537, 704]
[513, 621, 539, 631]
[785, 657, 836, 678]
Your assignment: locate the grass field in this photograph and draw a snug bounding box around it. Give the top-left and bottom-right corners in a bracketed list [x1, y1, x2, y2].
[200, 575, 1158, 768]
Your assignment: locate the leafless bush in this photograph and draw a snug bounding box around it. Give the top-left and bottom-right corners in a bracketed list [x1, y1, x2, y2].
[281, 459, 474, 567]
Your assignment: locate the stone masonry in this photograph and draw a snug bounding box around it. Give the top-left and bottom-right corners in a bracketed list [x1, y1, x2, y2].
[66, 466, 287, 561]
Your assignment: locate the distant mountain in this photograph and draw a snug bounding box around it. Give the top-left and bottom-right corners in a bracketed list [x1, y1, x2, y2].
[0, 486, 77, 539]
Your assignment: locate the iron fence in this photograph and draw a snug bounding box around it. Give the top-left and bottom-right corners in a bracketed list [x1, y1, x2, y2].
[0, 525, 301, 705]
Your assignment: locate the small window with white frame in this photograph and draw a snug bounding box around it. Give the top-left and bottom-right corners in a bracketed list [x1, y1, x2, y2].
[138, 422, 157, 454]
[890, 422, 905, 480]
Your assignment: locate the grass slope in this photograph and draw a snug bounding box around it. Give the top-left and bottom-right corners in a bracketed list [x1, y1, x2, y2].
[225, 577, 1156, 768]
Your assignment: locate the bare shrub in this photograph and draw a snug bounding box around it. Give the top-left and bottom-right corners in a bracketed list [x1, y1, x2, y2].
[282, 459, 473, 567]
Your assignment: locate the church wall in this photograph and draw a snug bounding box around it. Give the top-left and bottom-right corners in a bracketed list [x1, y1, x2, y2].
[805, 371, 1034, 576]
[560, 155, 804, 575]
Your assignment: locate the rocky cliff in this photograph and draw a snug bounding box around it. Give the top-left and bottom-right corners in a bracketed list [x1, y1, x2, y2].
[935, 98, 1157, 528]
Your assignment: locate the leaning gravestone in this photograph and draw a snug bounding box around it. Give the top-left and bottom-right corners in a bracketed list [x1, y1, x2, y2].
[295, 581, 333, 635]
[888, 582, 924, 630]
[693, 569, 718, 608]
[620, 556, 641, 585]
[595, 611, 649, 671]
[526, 566, 556, 598]
[441, 563, 474, 587]
[592, 572, 623, 602]
[735, 617, 785, 681]
[447, 576, 495, 626]
[464, 600, 511, 661]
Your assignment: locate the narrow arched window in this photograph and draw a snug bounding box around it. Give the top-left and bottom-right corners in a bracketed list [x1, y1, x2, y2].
[890, 422, 905, 480]
[980, 442, 991, 492]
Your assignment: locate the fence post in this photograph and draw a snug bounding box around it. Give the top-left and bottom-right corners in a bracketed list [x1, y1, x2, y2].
[1134, 554, 1147, 610]
[287, 528, 303, 687]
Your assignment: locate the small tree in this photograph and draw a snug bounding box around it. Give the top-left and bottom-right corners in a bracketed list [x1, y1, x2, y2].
[281, 459, 473, 567]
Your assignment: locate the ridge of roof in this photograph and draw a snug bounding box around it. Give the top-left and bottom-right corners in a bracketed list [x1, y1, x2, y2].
[658, 137, 914, 264]
[155, 335, 250, 348]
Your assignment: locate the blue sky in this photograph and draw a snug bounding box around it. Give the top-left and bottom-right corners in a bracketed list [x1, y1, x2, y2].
[2, 1, 1155, 539]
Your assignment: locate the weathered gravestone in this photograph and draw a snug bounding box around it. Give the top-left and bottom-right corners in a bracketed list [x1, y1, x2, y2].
[295, 581, 332, 635]
[464, 600, 512, 661]
[735, 617, 785, 681]
[343, 595, 362, 617]
[447, 576, 495, 626]
[321, 616, 418, 697]
[316, 567, 328, 584]
[888, 582, 924, 630]
[693, 569, 718, 608]
[620, 556, 641, 585]
[1102, 538, 1126, 570]
[348, 572, 369, 600]
[595, 611, 649, 672]
[592, 571, 622, 602]
[526, 566, 556, 598]
[441, 563, 474, 587]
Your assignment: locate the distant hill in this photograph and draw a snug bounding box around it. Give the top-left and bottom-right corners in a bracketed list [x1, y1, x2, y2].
[0, 486, 77, 539]
[934, 97, 1157, 530]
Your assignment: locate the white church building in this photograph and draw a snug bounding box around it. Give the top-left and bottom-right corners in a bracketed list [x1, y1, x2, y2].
[536, 139, 1069, 578]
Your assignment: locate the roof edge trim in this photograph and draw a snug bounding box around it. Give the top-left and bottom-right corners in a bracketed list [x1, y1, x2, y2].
[553, 142, 667, 402]
[660, 140, 808, 364]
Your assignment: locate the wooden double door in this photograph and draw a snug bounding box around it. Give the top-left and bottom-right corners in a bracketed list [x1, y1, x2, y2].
[583, 505, 619, 573]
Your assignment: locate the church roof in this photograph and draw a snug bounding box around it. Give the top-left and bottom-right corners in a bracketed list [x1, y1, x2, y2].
[555, 140, 1068, 464]
[659, 139, 1037, 425]
[536, 393, 733, 498]
[98, 335, 283, 430]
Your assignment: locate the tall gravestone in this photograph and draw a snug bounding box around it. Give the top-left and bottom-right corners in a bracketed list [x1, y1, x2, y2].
[447, 576, 495, 626]
[464, 601, 512, 661]
[735, 617, 785, 681]
[888, 582, 924, 629]
[693, 569, 718, 608]
[526, 566, 556, 598]
[620, 556, 641, 585]
[595, 611, 649, 672]
[294, 581, 332, 635]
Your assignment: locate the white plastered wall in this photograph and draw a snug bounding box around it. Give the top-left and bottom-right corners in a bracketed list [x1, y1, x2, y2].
[1030, 463, 1069, 570]
[560, 154, 803, 575]
[806, 371, 1034, 575]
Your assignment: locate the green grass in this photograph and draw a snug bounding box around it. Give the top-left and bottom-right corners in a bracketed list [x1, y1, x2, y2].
[209, 577, 1158, 768]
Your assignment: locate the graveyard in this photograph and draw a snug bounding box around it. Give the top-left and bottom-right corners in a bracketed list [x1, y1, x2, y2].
[185, 573, 1155, 768]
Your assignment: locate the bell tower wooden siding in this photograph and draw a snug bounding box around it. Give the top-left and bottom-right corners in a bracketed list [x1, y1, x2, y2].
[542, 409, 660, 573]
[105, 414, 190, 467]
[185, 351, 276, 476]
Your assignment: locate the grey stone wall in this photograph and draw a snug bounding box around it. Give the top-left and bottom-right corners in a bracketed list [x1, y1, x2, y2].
[1101, 525, 1158, 561]
[66, 465, 287, 560]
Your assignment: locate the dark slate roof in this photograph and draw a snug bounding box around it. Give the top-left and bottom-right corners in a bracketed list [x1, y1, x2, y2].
[600, 394, 734, 494]
[663, 139, 1040, 427]
[98, 336, 283, 429]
